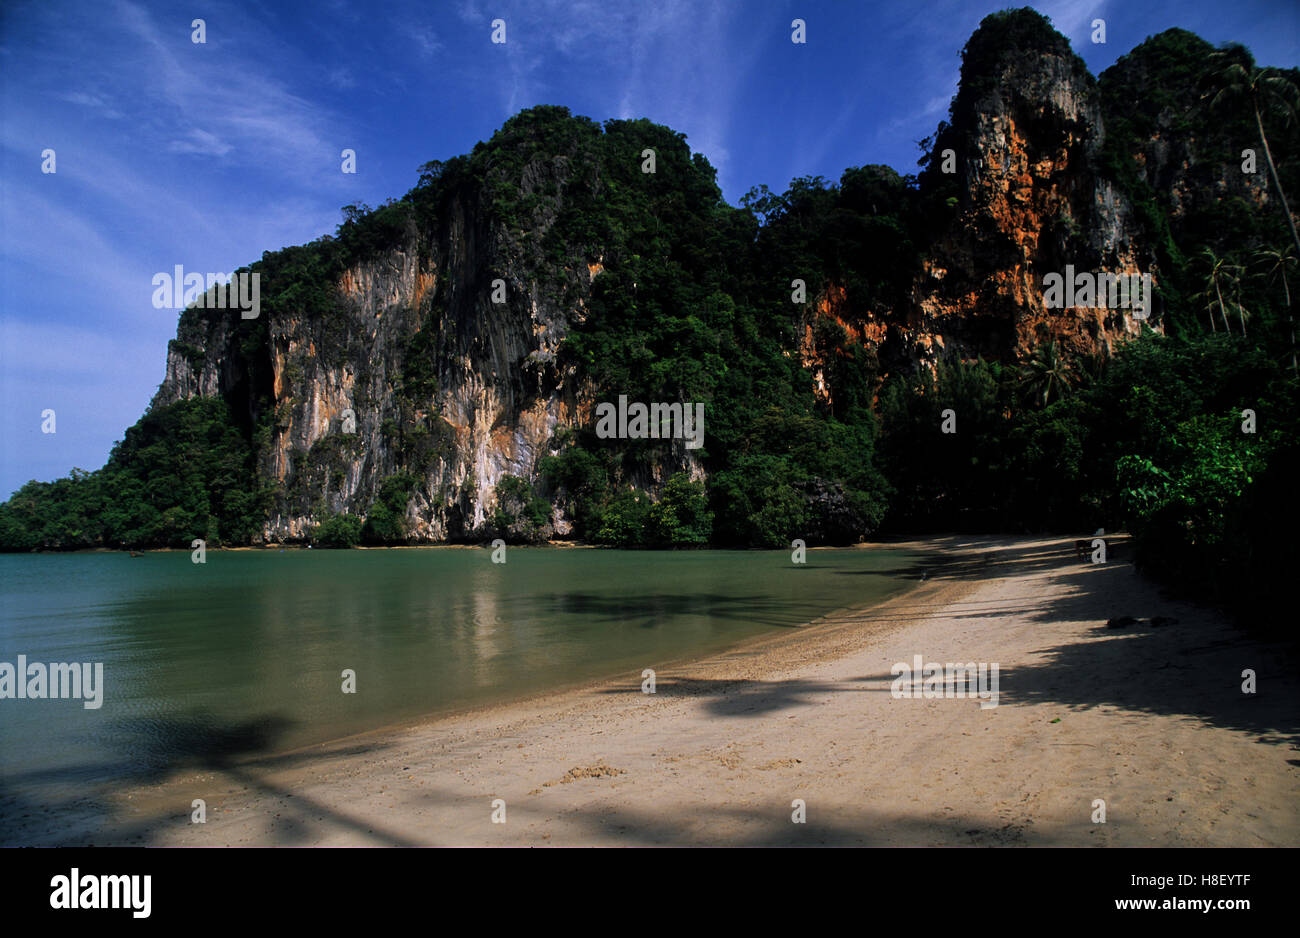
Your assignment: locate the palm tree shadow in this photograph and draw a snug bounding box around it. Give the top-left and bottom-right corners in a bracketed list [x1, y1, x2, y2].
[0, 711, 420, 846]
[596, 675, 873, 718]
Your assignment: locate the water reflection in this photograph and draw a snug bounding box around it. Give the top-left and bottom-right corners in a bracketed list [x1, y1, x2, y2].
[0, 547, 917, 803]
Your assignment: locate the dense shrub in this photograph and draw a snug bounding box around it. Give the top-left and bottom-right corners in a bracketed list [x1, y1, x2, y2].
[312, 513, 363, 548]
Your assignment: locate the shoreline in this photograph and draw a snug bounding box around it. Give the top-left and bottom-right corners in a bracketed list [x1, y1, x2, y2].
[211, 542, 936, 761]
[20, 540, 900, 553]
[7, 534, 1296, 847]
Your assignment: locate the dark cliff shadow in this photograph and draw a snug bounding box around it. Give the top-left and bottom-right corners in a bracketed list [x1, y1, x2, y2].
[849, 555, 1300, 749]
[846, 534, 1126, 584]
[1007, 561, 1298, 748]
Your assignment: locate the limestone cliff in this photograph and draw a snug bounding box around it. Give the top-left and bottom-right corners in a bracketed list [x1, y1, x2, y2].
[155, 153, 605, 543]
[148, 16, 1235, 545]
[799, 12, 1159, 394]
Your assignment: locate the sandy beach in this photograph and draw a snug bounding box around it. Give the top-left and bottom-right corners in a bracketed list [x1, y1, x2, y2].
[13, 535, 1299, 847]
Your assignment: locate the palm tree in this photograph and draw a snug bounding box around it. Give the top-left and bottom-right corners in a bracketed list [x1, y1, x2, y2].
[1201, 288, 1218, 333]
[1199, 248, 1235, 334]
[1255, 244, 1298, 374]
[1224, 259, 1249, 336]
[1018, 339, 1075, 408]
[1230, 291, 1250, 337]
[1205, 49, 1300, 257]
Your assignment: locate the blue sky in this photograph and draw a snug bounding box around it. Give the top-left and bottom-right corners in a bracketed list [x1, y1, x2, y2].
[1, 0, 1296, 498]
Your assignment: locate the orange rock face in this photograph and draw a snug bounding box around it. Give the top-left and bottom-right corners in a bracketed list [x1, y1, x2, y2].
[799, 42, 1161, 398]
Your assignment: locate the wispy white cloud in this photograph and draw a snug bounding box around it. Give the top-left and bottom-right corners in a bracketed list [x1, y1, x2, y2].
[0, 102, 333, 297]
[394, 9, 444, 62]
[0, 180, 153, 320]
[168, 128, 234, 156]
[59, 91, 123, 119]
[0, 0, 376, 495]
[444, 0, 749, 183]
[109, 0, 338, 171]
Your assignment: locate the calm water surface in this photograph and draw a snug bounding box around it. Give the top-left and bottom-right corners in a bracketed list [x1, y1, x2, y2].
[0, 547, 918, 803]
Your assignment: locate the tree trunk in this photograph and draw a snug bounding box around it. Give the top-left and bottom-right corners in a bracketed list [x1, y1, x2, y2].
[1257, 102, 1300, 258]
[1215, 279, 1232, 333]
[1284, 269, 1297, 374]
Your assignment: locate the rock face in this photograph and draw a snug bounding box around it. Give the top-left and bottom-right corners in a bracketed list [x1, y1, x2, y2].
[916, 51, 1153, 361]
[148, 16, 1193, 545]
[157, 180, 600, 543]
[905, 22, 1154, 378]
[792, 16, 1175, 413]
[1098, 28, 1272, 250]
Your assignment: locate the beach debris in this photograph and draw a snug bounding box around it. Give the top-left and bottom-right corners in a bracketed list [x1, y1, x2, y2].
[542, 763, 626, 786]
[1050, 717, 1061, 723]
[1106, 615, 1139, 628]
